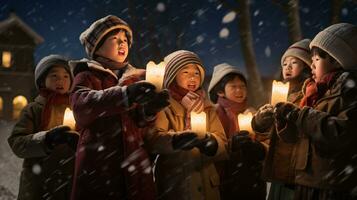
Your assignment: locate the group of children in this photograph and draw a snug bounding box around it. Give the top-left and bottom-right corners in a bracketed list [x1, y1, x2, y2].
[7, 14, 357, 200]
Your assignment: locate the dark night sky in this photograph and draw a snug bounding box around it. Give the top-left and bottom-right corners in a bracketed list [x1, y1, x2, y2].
[1, 0, 356, 76]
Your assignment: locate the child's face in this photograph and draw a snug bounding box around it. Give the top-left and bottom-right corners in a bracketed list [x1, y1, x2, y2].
[45, 66, 71, 94]
[175, 64, 201, 92]
[95, 30, 128, 63]
[219, 77, 247, 103]
[311, 54, 338, 82]
[282, 56, 305, 81]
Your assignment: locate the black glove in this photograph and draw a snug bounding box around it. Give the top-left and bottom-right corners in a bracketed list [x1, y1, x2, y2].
[195, 133, 218, 156]
[252, 104, 274, 133]
[232, 131, 266, 161]
[143, 89, 170, 116]
[45, 125, 79, 150]
[274, 102, 300, 130]
[172, 131, 198, 150]
[126, 82, 156, 106]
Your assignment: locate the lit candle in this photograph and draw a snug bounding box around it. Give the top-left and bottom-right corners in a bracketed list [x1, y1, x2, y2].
[63, 108, 76, 130]
[271, 80, 290, 106]
[145, 61, 165, 91]
[238, 112, 253, 134]
[190, 111, 207, 139]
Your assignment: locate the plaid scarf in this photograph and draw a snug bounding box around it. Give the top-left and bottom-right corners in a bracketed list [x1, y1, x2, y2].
[39, 89, 70, 130]
[169, 83, 205, 130]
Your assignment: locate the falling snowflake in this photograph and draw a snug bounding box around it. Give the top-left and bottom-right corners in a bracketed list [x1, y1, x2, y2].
[302, 7, 310, 13]
[128, 165, 136, 172]
[265, 46, 271, 57]
[32, 164, 42, 175]
[196, 9, 205, 17]
[219, 28, 230, 39]
[191, 20, 196, 25]
[217, 4, 222, 10]
[50, 26, 55, 31]
[258, 21, 264, 26]
[342, 8, 348, 16]
[222, 11, 236, 24]
[346, 79, 356, 88]
[98, 145, 105, 152]
[344, 165, 354, 175]
[253, 10, 260, 16]
[156, 2, 165, 12]
[196, 35, 204, 43]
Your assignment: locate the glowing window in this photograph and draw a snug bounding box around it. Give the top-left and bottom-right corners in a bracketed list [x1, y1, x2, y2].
[0, 97, 3, 118]
[2, 51, 12, 68]
[13, 95, 28, 119]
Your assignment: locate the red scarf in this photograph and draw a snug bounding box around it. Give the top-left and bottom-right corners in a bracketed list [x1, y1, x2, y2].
[39, 89, 69, 130]
[300, 70, 341, 107]
[216, 96, 247, 139]
[95, 56, 128, 70]
[169, 83, 205, 130]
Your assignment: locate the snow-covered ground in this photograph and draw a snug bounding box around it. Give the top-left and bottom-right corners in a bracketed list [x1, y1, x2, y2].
[0, 120, 21, 199]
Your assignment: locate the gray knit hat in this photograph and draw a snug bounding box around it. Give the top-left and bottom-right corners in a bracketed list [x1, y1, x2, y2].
[163, 50, 205, 88]
[35, 54, 72, 90]
[310, 23, 357, 69]
[79, 15, 133, 59]
[208, 63, 246, 103]
[281, 39, 311, 67]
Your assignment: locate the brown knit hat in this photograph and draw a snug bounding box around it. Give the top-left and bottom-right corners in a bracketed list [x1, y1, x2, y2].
[281, 39, 311, 67]
[163, 50, 205, 88]
[310, 23, 357, 69]
[79, 15, 133, 59]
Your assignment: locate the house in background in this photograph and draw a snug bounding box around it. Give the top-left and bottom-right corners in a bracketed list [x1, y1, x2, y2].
[0, 13, 43, 120]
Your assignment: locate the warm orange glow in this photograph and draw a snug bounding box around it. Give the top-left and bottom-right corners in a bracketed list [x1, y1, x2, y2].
[190, 111, 206, 139]
[13, 95, 28, 119]
[271, 80, 290, 106]
[145, 61, 165, 91]
[63, 108, 76, 130]
[0, 97, 3, 118]
[2, 51, 11, 68]
[238, 112, 253, 133]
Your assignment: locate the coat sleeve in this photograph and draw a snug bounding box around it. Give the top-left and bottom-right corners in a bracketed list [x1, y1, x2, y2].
[206, 108, 228, 161]
[70, 71, 130, 127]
[7, 104, 50, 158]
[144, 110, 177, 154]
[296, 102, 357, 157]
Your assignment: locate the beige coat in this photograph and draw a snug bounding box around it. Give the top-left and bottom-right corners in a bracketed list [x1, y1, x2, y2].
[145, 97, 227, 200]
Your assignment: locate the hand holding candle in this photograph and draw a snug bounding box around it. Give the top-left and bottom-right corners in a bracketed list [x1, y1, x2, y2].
[190, 111, 207, 139]
[145, 61, 165, 91]
[271, 80, 290, 106]
[63, 108, 76, 130]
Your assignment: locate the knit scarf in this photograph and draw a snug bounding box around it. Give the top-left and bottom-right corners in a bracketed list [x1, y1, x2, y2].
[216, 96, 247, 139]
[300, 70, 341, 107]
[39, 89, 70, 130]
[169, 83, 205, 130]
[95, 55, 128, 70]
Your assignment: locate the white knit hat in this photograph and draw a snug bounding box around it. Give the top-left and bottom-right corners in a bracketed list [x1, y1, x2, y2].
[208, 63, 246, 103]
[310, 23, 357, 69]
[34, 54, 72, 90]
[281, 39, 311, 67]
[79, 15, 133, 59]
[163, 50, 205, 88]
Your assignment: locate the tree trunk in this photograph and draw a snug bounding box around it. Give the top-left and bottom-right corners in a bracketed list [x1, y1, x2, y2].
[331, 0, 344, 24]
[285, 0, 302, 43]
[237, 0, 266, 106]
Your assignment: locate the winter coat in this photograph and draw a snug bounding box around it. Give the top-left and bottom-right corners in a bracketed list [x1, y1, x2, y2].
[145, 97, 228, 200]
[279, 71, 357, 192]
[262, 89, 304, 185]
[215, 106, 266, 200]
[69, 60, 155, 200]
[8, 95, 75, 200]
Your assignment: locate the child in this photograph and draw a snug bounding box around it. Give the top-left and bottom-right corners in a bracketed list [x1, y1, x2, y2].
[252, 39, 312, 200]
[208, 63, 266, 200]
[69, 15, 168, 200]
[273, 23, 357, 199]
[8, 54, 79, 200]
[145, 50, 227, 200]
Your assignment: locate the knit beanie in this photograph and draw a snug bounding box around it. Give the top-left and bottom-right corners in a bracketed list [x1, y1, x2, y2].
[79, 15, 133, 59]
[35, 54, 73, 90]
[208, 63, 246, 103]
[281, 39, 311, 67]
[310, 23, 357, 69]
[163, 50, 205, 88]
